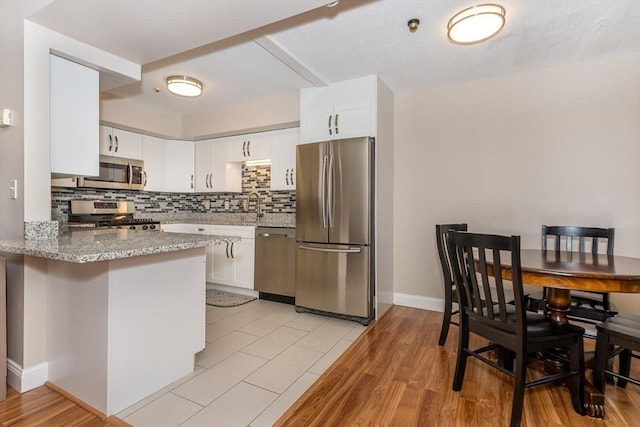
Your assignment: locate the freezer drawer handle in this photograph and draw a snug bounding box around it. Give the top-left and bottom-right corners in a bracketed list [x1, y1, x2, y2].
[299, 245, 362, 254]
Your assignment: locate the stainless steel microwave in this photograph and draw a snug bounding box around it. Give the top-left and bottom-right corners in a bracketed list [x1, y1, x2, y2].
[52, 155, 145, 191]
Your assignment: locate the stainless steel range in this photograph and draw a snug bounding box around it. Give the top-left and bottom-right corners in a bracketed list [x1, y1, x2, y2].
[68, 200, 160, 231]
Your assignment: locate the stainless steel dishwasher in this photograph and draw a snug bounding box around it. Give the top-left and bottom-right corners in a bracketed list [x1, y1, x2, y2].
[254, 227, 296, 304]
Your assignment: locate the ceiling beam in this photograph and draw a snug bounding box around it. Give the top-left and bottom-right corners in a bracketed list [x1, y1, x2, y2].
[254, 35, 328, 87]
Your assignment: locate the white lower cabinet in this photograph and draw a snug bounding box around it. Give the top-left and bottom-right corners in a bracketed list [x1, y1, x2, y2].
[162, 224, 255, 290]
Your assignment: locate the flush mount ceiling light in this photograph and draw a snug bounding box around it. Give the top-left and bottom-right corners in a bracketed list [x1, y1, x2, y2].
[447, 4, 506, 45]
[166, 75, 203, 97]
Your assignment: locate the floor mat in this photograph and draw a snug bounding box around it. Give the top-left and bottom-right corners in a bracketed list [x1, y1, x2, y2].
[206, 289, 256, 307]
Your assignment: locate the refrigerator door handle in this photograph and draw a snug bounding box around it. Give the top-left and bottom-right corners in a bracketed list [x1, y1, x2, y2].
[298, 245, 362, 254]
[321, 154, 328, 229]
[327, 153, 334, 228]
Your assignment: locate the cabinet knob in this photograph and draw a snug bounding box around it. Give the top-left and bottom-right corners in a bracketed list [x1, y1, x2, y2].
[335, 113, 339, 135]
[328, 115, 332, 136]
[247, 140, 251, 157]
[242, 141, 247, 157]
[114, 135, 119, 152]
[108, 134, 113, 151]
[285, 168, 289, 186]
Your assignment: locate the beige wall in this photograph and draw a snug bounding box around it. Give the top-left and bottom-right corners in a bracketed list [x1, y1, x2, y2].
[181, 91, 299, 139]
[394, 52, 640, 313]
[100, 95, 182, 138]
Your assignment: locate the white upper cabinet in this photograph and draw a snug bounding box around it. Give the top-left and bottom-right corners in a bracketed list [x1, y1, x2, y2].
[141, 135, 165, 192]
[143, 136, 194, 193]
[270, 128, 299, 191]
[195, 138, 241, 193]
[226, 132, 273, 162]
[300, 75, 377, 143]
[100, 126, 143, 159]
[165, 140, 195, 193]
[50, 54, 99, 177]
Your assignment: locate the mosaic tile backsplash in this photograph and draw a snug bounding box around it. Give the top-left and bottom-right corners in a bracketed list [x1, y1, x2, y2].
[52, 165, 295, 222]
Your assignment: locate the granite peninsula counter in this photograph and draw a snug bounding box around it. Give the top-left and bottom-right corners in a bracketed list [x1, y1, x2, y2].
[0, 229, 237, 417]
[0, 229, 239, 263]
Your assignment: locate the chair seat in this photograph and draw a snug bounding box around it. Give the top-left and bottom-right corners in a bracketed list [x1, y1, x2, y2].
[596, 316, 640, 347]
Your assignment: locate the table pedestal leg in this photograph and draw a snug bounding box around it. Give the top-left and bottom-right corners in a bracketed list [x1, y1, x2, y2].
[544, 287, 605, 418]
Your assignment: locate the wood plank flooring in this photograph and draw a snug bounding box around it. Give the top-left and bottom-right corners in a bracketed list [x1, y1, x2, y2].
[0, 386, 128, 426]
[0, 306, 637, 426]
[276, 305, 640, 426]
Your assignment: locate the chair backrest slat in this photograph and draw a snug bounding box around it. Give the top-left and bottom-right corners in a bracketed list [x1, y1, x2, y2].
[449, 231, 523, 335]
[435, 224, 468, 292]
[542, 225, 614, 255]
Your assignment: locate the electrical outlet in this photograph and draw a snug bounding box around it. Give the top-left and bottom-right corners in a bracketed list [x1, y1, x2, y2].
[224, 200, 230, 210]
[203, 200, 210, 210]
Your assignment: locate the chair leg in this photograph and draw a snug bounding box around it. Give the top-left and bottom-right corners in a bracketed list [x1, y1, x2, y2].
[438, 290, 453, 346]
[593, 331, 609, 393]
[617, 349, 631, 388]
[568, 338, 586, 415]
[452, 320, 469, 391]
[510, 352, 527, 427]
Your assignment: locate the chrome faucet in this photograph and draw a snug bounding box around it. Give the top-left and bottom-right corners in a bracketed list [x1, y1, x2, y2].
[247, 191, 263, 220]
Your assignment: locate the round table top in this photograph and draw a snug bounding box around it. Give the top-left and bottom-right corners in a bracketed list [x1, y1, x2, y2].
[493, 249, 640, 293]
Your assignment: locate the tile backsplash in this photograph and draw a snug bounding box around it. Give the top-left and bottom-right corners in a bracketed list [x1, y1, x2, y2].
[51, 165, 295, 222]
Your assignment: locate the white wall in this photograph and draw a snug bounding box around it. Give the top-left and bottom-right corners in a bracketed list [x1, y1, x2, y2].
[393, 52, 640, 313]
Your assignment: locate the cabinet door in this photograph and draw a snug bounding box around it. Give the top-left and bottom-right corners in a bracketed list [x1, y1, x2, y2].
[100, 127, 143, 159]
[99, 126, 117, 156]
[211, 141, 242, 192]
[112, 128, 143, 159]
[165, 140, 194, 193]
[332, 102, 373, 140]
[300, 107, 333, 143]
[230, 238, 255, 289]
[209, 241, 233, 285]
[142, 135, 166, 192]
[270, 129, 298, 191]
[227, 132, 273, 162]
[195, 140, 215, 192]
[50, 55, 99, 176]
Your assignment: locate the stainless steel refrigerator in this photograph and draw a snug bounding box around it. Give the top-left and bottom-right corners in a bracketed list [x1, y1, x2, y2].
[295, 137, 374, 325]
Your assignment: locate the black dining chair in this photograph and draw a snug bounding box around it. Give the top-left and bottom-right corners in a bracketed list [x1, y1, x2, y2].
[593, 314, 640, 392]
[436, 223, 468, 346]
[528, 225, 617, 324]
[448, 231, 585, 427]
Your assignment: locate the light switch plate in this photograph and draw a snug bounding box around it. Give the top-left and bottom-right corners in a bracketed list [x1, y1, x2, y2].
[9, 179, 17, 199]
[0, 109, 11, 127]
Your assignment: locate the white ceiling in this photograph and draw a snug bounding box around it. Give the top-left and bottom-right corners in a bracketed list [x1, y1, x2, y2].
[28, 0, 640, 116]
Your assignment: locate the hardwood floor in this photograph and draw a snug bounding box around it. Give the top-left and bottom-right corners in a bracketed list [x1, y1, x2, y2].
[276, 305, 640, 426]
[0, 306, 637, 426]
[0, 386, 128, 426]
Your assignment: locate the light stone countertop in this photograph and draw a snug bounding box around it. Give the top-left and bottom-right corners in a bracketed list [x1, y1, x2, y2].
[0, 229, 238, 264]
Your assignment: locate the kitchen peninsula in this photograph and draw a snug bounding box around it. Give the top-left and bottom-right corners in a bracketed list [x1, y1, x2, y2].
[0, 229, 238, 416]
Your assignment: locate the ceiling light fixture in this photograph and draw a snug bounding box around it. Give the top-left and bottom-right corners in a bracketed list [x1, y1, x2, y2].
[166, 75, 203, 97]
[447, 4, 505, 45]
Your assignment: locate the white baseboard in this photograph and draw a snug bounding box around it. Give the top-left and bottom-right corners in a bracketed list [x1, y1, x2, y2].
[393, 292, 445, 312]
[7, 359, 48, 392]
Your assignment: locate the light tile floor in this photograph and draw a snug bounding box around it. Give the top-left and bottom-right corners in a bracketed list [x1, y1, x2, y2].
[117, 298, 367, 427]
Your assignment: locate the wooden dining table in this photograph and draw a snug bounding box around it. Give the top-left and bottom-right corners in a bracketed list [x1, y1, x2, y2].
[485, 249, 640, 419]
